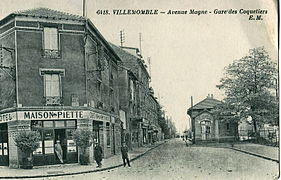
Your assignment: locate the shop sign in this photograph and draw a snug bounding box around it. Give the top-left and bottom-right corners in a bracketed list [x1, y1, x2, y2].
[18, 110, 84, 120]
[0, 112, 16, 123]
[87, 111, 110, 122]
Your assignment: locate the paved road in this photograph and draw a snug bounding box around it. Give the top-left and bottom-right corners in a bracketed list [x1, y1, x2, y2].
[42, 139, 279, 180]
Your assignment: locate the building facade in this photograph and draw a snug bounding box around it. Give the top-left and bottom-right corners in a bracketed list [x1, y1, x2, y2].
[117, 67, 138, 148]
[0, 8, 121, 168]
[187, 95, 237, 143]
[111, 44, 161, 147]
[147, 89, 162, 143]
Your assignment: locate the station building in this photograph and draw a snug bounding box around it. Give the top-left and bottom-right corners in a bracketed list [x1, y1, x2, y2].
[0, 8, 122, 168]
[187, 95, 237, 143]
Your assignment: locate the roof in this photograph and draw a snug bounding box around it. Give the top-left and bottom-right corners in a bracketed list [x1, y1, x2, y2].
[14, 8, 85, 21]
[110, 43, 150, 78]
[0, 8, 122, 64]
[189, 97, 221, 111]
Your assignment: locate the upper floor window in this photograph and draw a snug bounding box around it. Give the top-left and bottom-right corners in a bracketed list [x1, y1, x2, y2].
[45, 74, 60, 97]
[43, 27, 60, 58]
[40, 69, 64, 105]
[44, 27, 58, 50]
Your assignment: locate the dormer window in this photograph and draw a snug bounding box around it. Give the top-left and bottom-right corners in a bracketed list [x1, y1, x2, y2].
[42, 27, 60, 58]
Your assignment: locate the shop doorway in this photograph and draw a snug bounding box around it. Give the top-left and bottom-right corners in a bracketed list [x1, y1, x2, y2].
[54, 129, 67, 163]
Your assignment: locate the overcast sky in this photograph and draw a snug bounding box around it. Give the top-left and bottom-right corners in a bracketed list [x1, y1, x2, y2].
[0, 0, 278, 134]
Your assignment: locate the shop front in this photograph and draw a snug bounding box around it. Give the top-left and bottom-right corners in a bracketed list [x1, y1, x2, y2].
[0, 109, 121, 168]
[32, 120, 77, 166]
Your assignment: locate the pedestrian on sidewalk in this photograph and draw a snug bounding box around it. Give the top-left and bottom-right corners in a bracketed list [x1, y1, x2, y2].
[121, 142, 131, 167]
[55, 140, 63, 163]
[94, 142, 103, 168]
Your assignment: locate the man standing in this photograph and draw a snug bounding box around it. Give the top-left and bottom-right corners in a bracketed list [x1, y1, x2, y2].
[94, 142, 103, 168]
[55, 140, 63, 163]
[121, 142, 131, 167]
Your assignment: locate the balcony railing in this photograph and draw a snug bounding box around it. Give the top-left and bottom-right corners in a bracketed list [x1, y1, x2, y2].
[45, 96, 62, 106]
[42, 49, 61, 59]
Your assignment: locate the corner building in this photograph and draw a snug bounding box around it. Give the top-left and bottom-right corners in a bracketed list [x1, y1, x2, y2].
[0, 8, 121, 168]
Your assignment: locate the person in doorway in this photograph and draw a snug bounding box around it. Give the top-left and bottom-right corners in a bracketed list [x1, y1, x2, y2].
[94, 142, 103, 168]
[55, 140, 63, 163]
[121, 142, 131, 167]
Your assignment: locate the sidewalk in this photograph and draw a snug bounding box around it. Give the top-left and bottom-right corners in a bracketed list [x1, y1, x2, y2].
[0, 141, 166, 179]
[191, 141, 279, 163]
[231, 143, 279, 162]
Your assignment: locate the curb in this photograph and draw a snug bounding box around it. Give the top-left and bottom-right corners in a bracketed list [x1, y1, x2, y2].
[0, 141, 166, 179]
[228, 147, 279, 163]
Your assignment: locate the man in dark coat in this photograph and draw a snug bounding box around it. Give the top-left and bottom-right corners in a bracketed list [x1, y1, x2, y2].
[94, 142, 103, 168]
[121, 142, 131, 167]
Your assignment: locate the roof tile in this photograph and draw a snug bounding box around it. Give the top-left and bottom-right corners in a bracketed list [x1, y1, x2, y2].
[14, 8, 85, 21]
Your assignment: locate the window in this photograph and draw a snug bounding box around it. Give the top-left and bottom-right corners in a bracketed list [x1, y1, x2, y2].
[43, 27, 58, 50]
[110, 89, 114, 107]
[45, 74, 60, 97]
[43, 27, 60, 58]
[106, 122, 110, 147]
[97, 81, 101, 100]
[226, 123, 230, 130]
[40, 69, 64, 105]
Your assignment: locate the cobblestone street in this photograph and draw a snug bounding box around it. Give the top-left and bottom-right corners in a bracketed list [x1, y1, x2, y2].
[41, 139, 279, 180]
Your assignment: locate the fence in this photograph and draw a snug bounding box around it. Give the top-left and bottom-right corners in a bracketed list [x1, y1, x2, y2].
[238, 129, 279, 147]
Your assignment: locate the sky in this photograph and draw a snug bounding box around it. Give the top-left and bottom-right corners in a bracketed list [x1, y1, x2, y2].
[0, 0, 278, 134]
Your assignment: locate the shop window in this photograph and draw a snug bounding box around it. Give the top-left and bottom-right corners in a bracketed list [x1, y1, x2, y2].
[44, 130, 54, 154]
[44, 121, 54, 128]
[31, 121, 43, 128]
[43, 27, 60, 58]
[55, 120, 65, 127]
[34, 130, 43, 155]
[106, 122, 110, 147]
[66, 129, 76, 152]
[66, 120, 76, 127]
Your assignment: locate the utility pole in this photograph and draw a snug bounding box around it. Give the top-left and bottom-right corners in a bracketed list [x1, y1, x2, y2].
[120, 30, 125, 47]
[148, 57, 151, 80]
[139, 33, 142, 55]
[191, 96, 195, 144]
[82, 0, 86, 17]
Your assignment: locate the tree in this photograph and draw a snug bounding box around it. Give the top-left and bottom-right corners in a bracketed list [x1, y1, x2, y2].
[14, 130, 41, 169]
[73, 128, 93, 165]
[217, 47, 278, 135]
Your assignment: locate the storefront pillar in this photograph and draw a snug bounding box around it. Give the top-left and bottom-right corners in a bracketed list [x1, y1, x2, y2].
[139, 123, 143, 147]
[8, 120, 31, 168]
[102, 121, 108, 158]
[114, 123, 121, 154]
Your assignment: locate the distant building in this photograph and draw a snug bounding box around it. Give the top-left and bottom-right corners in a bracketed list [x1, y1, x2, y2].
[111, 44, 161, 147]
[187, 95, 237, 142]
[117, 67, 138, 148]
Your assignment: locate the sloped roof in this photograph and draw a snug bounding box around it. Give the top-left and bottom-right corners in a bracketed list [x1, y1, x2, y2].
[110, 43, 150, 78]
[190, 97, 221, 110]
[14, 8, 85, 21]
[110, 43, 139, 62]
